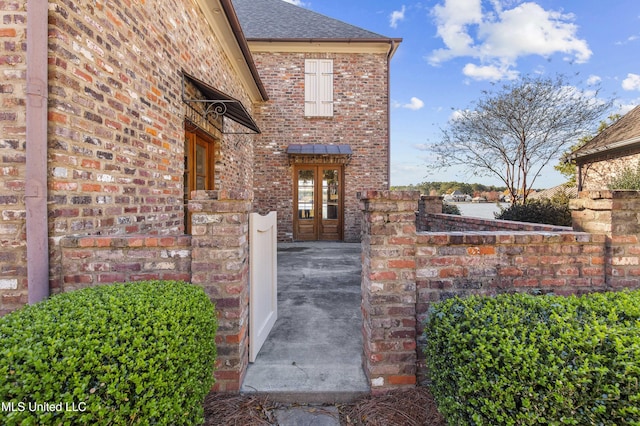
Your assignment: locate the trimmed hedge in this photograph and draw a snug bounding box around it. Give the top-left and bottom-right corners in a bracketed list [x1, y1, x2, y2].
[495, 198, 572, 226]
[0, 280, 217, 425]
[442, 202, 461, 215]
[425, 291, 640, 425]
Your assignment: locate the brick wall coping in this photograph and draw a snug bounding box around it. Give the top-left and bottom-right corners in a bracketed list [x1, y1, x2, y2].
[427, 213, 574, 233]
[417, 230, 600, 245]
[60, 235, 191, 248]
[190, 189, 251, 201]
[359, 190, 421, 201]
[579, 190, 640, 199]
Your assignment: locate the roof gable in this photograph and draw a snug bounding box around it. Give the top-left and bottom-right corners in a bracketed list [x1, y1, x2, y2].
[573, 105, 640, 161]
[231, 0, 390, 40]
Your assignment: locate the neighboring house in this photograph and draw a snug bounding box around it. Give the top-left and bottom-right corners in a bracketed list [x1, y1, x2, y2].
[0, 0, 398, 313]
[232, 0, 401, 241]
[572, 105, 640, 191]
[443, 190, 471, 202]
[528, 184, 578, 201]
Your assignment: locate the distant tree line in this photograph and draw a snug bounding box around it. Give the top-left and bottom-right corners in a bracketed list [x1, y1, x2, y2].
[391, 181, 507, 196]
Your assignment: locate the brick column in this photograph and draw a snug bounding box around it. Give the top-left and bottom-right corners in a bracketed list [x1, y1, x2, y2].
[188, 190, 251, 392]
[571, 190, 640, 289]
[417, 195, 443, 231]
[359, 190, 420, 392]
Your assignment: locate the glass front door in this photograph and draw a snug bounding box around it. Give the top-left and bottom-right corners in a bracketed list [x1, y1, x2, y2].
[294, 165, 343, 240]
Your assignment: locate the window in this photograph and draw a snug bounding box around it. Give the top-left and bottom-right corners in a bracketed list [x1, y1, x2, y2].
[184, 128, 215, 233]
[305, 59, 333, 117]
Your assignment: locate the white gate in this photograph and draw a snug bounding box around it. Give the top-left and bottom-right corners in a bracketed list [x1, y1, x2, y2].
[249, 211, 277, 362]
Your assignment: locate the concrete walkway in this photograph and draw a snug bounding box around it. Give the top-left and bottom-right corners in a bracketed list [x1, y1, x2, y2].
[241, 242, 369, 404]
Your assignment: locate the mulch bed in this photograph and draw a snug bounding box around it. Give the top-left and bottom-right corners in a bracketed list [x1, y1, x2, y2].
[203, 386, 446, 425]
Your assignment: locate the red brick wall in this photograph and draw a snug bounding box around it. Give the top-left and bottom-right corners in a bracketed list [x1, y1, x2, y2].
[0, 0, 27, 315]
[360, 190, 640, 390]
[414, 230, 606, 384]
[54, 189, 252, 392]
[252, 51, 391, 241]
[571, 190, 640, 288]
[60, 235, 191, 290]
[188, 190, 251, 392]
[360, 190, 421, 392]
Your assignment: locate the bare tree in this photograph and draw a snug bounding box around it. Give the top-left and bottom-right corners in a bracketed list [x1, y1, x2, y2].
[426, 75, 613, 204]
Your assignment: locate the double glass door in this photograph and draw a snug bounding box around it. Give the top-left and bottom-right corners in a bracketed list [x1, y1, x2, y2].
[294, 165, 343, 241]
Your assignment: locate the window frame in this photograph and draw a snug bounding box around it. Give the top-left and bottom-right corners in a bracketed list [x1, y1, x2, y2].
[184, 128, 216, 233]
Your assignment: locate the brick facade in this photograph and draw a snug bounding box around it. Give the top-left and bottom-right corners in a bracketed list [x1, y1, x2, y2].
[2, 0, 396, 392]
[579, 153, 640, 191]
[0, 1, 27, 316]
[0, 0, 261, 314]
[46, 0, 255, 239]
[252, 51, 391, 242]
[2, 2, 395, 316]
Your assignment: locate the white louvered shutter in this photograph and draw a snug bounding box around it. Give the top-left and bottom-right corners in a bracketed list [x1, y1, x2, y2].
[305, 59, 333, 117]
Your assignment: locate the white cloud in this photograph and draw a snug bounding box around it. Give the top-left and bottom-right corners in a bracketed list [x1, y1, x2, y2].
[428, 1, 592, 81]
[622, 73, 640, 91]
[463, 63, 519, 81]
[403, 97, 425, 110]
[430, 0, 482, 64]
[390, 6, 406, 29]
[616, 34, 639, 45]
[282, 0, 306, 6]
[586, 75, 602, 85]
[478, 3, 591, 63]
[392, 97, 425, 110]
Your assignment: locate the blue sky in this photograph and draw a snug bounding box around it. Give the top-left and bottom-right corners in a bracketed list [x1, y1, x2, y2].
[283, 0, 640, 188]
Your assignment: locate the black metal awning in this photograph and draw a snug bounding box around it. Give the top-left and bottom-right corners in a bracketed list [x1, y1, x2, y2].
[182, 72, 260, 134]
[287, 144, 352, 155]
[286, 144, 353, 165]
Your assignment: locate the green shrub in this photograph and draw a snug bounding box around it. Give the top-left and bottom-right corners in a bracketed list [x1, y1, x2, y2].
[495, 198, 572, 226]
[425, 291, 640, 425]
[0, 280, 217, 425]
[442, 202, 461, 215]
[608, 163, 640, 189]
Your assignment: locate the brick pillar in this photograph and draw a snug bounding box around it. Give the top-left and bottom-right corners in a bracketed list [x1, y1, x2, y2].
[188, 190, 251, 392]
[417, 195, 443, 231]
[571, 190, 640, 289]
[359, 190, 420, 392]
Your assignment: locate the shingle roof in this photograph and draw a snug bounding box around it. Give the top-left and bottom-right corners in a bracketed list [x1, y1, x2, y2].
[572, 105, 640, 162]
[528, 184, 578, 200]
[231, 0, 391, 40]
